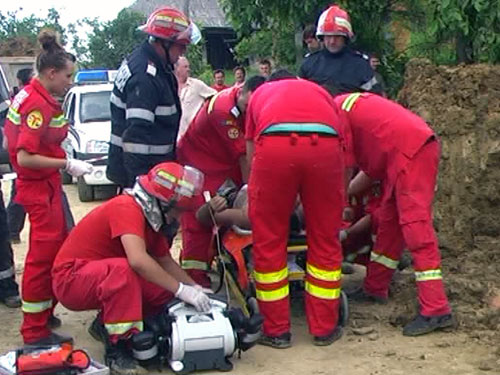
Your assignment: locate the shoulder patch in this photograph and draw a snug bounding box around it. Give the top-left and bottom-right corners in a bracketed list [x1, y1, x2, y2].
[114, 60, 132, 92]
[147, 62, 157, 77]
[227, 127, 240, 139]
[354, 50, 369, 60]
[26, 110, 44, 129]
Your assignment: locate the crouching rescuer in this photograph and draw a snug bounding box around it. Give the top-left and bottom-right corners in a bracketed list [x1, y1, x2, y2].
[51, 162, 211, 374]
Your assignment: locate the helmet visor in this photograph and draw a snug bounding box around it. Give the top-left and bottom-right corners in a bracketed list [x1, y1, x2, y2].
[175, 165, 204, 197]
[175, 22, 202, 45]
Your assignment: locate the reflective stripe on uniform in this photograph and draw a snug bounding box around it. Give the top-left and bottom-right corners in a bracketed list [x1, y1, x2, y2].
[7, 107, 21, 125]
[110, 93, 126, 109]
[370, 251, 399, 270]
[155, 105, 177, 116]
[126, 108, 155, 122]
[253, 267, 288, 284]
[105, 320, 143, 335]
[181, 259, 210, 271]
[0, 267, 14, 280]
[22, 299, 53, 313]
[305, 281, 340, 300]
[123, 142, 173, 155]
[415, 269, 442, 282]
[341, 93, 362, 112]
[207, 92, 222, 114]
[360, 76, 378, 91]
[306, 263, 341, 281]
[49, 114, 66, 128]
[109, 134, 173, 155]
[256, 284, 289, 302]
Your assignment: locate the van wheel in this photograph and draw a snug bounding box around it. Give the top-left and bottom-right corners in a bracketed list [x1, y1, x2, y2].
[77, 177, 94, 202]
[61, 171, 72, 185]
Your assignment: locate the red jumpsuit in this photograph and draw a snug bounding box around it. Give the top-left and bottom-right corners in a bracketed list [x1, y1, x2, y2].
[335, 93, 451, 317]
[176, 87, 245, 287]
[4, 78, 69, 343]
[52, 195, 173, 344]
[246, 79, 344, 338]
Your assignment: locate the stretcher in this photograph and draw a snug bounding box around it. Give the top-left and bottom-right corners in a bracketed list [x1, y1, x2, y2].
[216, 225, 349, 325]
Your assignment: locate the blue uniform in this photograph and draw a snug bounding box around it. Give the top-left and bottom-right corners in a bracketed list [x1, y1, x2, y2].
[108, 41, 181, 187]
[299, 47, 382, 95]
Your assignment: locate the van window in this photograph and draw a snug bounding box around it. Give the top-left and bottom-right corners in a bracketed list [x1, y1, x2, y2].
[80, 91, 112, 123]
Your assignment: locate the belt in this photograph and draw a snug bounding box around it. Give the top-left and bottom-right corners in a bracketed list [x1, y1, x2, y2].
[261, 123, 338, 136]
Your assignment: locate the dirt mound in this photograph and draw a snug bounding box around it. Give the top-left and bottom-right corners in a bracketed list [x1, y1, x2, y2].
[397, 59, 500, 343]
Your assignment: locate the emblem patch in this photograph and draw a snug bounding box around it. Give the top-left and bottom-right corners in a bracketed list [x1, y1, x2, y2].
[227, 127, 239, 139]
[26, 110, 43, 129]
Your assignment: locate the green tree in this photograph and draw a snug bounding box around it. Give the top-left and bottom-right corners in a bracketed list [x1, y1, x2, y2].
[426, 0, 500, 63]
[85, 9, 145, 69]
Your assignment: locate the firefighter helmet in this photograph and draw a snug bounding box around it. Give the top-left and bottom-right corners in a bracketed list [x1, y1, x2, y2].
[138, 7, 201, 45]
[138, 162, 204, 210]
[316, 5, 354, 40]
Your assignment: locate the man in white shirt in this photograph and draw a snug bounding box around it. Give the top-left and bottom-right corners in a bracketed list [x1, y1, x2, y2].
[175, 56, 216, 141]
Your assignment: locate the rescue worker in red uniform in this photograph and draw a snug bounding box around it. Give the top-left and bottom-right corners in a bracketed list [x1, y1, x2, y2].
[4, 30, 93, 346]
[246, 75, 345, 348]
[335, 92, 454, 336]
[176, 76, 266, 287]
[52, 162, 211, 375]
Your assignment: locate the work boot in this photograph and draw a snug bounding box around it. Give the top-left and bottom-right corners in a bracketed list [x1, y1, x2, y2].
[258, 332, 291, 349]
[397, 252, 412, 271]
[341, 262, 355, 275]
[24, 332, 73, 347]
[3, 295, 21, 308]
[88, 315, 107, 343]
[403, 313, 455, 336]
[48, 315, 62, 329]
[347, 287, 388, 304]
[105, 340, 147, 375]
[313, 325, 343, 346]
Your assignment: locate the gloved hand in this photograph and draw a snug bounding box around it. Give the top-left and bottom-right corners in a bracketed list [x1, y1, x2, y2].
[65, 159, 93, 177]
[175, 283, 211, 312]
[194, 284, 214, 294]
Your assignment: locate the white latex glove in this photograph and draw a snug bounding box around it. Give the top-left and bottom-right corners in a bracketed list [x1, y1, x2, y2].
[194, 284, 214, 294]
[65, 159, 93, 177]
[175, 283, 211, 312]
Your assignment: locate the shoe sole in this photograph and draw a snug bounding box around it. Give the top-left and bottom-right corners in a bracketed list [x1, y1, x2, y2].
[313, 327, 343, 346]
[258, 339, 292, 349]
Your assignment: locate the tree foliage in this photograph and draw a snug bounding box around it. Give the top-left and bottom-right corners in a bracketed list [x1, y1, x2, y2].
[426, 0, 500, 63]
[84, 10, 145, 69]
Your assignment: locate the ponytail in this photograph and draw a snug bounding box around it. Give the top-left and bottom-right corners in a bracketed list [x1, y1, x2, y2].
[36, 29, 75, 73]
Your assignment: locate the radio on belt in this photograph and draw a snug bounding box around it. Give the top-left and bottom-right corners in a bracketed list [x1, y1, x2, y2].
[131, 296, 263, 374]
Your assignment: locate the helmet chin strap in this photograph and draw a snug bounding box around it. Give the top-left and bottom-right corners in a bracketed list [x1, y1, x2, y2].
[130, 181, 165, 232]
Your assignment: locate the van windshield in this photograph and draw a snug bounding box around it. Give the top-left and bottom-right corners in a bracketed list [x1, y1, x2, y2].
[80, 91, 111, 123]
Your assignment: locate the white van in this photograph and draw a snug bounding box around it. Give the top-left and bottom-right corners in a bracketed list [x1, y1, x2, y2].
[62, 83, 114, 202]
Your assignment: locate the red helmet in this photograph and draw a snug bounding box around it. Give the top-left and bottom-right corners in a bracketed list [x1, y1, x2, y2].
[138, 162, 204, 210]
[316, 5, 354, 40]
[138, 7, 201, 45]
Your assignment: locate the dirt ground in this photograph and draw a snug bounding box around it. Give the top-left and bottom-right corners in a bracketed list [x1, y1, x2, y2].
[0, 183, 498, 375]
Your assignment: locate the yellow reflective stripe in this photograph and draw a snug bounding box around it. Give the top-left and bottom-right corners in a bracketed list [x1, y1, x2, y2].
[256, 284, 289, 302]
[253, 267, 288, 284]
[306, 263, 341, 281]
[415, 269, 442, 282]
[341, 93, 362, 112]
[181, 259, 210, 271]
[157, 170, 177, 183]
[7, 107, 21, 125]
[305, 282, 340, 300]
[370, 251, 399, 270]
[49, 114, 66, 128]
[22, 299, 53, 313]
[207, 92, 222, 113]
[105, 321, 143, 335]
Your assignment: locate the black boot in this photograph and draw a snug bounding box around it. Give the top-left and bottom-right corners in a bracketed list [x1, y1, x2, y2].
[258, 332, 292, 349]
[313, 325, 343, 346]
[403, 313, 455, 336]
[88, 315, 107, 343]
[347, 286, 388, 304]
[105, 340, 146, 375]
[48, 315, 62, 329]
[25, 332, 73, 347]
